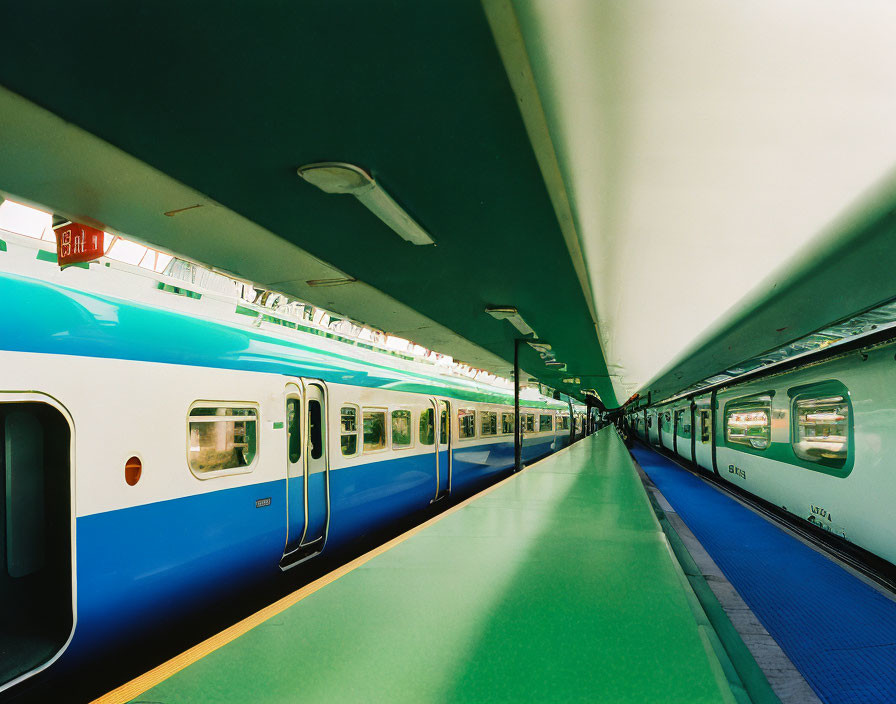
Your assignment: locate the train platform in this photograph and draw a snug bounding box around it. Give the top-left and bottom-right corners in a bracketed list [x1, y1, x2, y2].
[632, 445, 896, 704]
[97, 429, 772, 704]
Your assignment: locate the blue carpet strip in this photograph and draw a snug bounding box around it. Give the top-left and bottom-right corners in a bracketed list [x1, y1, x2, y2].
[632, 445, 896, 704]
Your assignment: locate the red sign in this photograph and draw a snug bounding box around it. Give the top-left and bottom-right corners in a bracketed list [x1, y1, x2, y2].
[54, 222, 105, 267]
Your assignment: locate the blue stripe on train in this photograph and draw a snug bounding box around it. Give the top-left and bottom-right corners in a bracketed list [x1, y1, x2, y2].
[67, 437, 557, 659]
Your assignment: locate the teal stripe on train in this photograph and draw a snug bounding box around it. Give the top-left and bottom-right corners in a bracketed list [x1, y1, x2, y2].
[2, 272, 564, 408]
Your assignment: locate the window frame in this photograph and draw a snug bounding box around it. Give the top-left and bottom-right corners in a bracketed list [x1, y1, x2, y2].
[458, 408, 477, 440]
[501, 412, 515, 435]
[419, 406, 436, 447]
[339, 404, 362, 458]
[480, 410, 498, 437]
[539, 414, 553, 432]
[361, 407, 389, 454]
[698, 408, 711, 444]
[723, 392, 773, 455]
[187, 401, 259, 479]
[788, 380, 854, 477]
[391, 408, 414, 450]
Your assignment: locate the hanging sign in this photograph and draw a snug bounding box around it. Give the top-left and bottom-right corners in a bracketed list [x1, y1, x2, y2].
[54, 222, 105, 267]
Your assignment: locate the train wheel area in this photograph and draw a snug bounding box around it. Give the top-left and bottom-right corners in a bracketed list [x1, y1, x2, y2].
[90, 430, 770, 704]
[632, 442, 896, 704]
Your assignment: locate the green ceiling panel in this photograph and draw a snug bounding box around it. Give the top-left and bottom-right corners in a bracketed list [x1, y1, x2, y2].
[0, 1, 616, 405]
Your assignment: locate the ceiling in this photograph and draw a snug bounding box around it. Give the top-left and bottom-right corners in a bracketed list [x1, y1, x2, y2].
[0, 0, 614, 404]
[2, 1, 896, 407]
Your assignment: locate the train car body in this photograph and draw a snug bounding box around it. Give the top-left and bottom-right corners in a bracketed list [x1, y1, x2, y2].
[0, 271, 575, 693]
[635, 336, 896, 570]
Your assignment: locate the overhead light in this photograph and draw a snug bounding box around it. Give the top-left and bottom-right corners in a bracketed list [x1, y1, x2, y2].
[306, 277, 358, 287]
[485, 306, 535, 337]
[297, 162, 434, 246]
[562, 377, 581, 385]
[545, 361, 566, 370]
[527, 341, 552, 354]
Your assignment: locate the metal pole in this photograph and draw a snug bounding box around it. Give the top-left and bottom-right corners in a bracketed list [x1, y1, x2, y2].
[514, 338, 521, 472]
[567, 394, 574, 445]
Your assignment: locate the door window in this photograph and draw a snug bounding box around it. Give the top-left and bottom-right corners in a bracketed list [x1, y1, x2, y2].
[287, 398, 301, 463]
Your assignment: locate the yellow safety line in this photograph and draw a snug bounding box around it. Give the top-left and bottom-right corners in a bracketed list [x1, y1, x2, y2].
[91, 446, 571, 704]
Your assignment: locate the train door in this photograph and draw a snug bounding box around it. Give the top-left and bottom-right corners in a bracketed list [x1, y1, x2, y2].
[304, 383, 328, 545]
[0, 397, 74, 692]
[436, 399, 451, 500]
[282, 380, 330, 567]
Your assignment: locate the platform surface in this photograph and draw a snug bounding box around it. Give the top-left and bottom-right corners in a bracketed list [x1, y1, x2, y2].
[117, 430, 740, 703]
[633, 445, 896, 704]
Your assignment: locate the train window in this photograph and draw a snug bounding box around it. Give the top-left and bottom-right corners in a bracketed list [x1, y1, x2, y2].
[502, 413, 514, 434]
[480, 411, 497, 436]
[560, 415, 569, 430]
[725, 395, 772, 451]
[419, 408, 435, 446]
[287, 398, 301, 463]
[700, 410, 711, 443]
[458, 409, 476, 439]
[791, 389, 850, 468]
[391, 410, 412, 448]
[309, 400, 323, 459]
[526, 414, 535, 432]
[188, 405, 257, 475]
[539, 414, 553, 432]
[440, 405, 449, 444]
[363, 410, 387, 452]
[676, 410, 691, 439]
[341, 406, 360, 456]
[647, 415, 653, 428]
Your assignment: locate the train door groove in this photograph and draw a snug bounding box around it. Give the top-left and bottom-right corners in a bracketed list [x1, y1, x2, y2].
[281, 380, 330, 569]
[435, 399, 451, 501]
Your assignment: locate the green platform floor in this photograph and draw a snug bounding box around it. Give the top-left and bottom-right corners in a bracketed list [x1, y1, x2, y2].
[124, 430, 758, 703]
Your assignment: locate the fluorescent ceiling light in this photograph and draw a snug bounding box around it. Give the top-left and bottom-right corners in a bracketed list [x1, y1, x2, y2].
[297, 162, 434, 246]
[485, 306, 536, 337]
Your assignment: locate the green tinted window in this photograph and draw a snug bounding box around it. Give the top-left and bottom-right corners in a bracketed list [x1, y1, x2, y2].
[458, 410, 476, 439]
[287, 398, 300, 463]
[392, 410, 412, 448]
[419, 408, 435, 446]
[341, 406, 359, 456]
[363, 411, 386, 452]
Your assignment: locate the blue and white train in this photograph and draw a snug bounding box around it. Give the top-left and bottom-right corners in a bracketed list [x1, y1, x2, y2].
[0, 270, 585, 694]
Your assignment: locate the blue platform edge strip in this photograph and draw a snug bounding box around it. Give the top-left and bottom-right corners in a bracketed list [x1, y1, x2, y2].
[631, 445, 896, 704]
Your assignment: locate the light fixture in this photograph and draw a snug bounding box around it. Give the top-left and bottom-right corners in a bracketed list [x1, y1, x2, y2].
[297, 162, 435, 246]
[485, 306, 535, 337]
[305, 277, 358, 287]
[562, 377, 581, 385]
[527, 341, 552, 354]
[545, 361, 566, 371]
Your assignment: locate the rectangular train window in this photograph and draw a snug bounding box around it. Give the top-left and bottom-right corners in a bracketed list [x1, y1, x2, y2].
[341, 406, 361, 456]
[790, 384, 851, 470]
[419, 408, 435, 446]
[363, 410, 386, 452]
[458, 409, 476, 439]
[561, 415, 570, 430]
[392, 410, 412, 448]
[502, 413, 514, 434]
[526, 414, 535, 432]
[480, 411, 497, 436]
[699, 410, 711, 443]
[539, 414, 553, 432]
[188, 405, 257, 475]
[725, 395, 772, 451]
[676, 409, 691, 438]
[287, 398, 301, 463]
